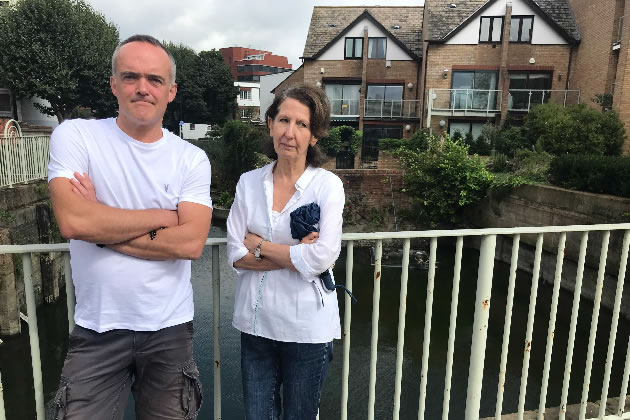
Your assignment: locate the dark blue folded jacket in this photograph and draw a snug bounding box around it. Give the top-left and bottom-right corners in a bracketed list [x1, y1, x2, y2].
[289, 203, 357, 304]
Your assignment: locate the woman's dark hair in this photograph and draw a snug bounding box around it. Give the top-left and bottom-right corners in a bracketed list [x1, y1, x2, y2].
[264, 85, 331, 167]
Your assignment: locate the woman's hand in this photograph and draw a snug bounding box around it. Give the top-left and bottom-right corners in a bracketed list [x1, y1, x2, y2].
[70, 172, 98, 202]
[300, 231, 319, 245]
[244, 232, 263, 253]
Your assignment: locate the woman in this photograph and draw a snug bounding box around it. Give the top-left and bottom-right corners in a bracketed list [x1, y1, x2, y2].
[226, 85, 344, 420]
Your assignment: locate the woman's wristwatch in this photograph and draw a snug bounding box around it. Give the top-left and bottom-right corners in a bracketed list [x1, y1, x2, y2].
[254, 239, 264, 260]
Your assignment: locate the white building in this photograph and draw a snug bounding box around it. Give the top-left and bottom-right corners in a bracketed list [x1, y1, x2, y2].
[235, 82, 261, 121]
[181, 123, 212, 140]
[259, 71, 294, 120]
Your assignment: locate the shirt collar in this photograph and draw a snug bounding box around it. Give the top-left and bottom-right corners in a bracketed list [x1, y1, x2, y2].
[263, 161, 318, 192]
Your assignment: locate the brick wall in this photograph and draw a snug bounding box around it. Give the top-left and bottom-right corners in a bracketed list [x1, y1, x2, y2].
[614, 0, 630, 153]
[333, 169, 410, 210]
[568, 0, 620, 106]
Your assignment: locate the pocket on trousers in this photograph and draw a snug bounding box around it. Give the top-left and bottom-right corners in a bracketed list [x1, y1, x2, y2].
[181, 361, 203, 419]
[48, 377, 69, 420]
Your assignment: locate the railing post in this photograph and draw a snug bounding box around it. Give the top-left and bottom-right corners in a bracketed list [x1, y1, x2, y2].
[393, 239, 411, 420]
[212, 244, 222, 420]
[464, 234, 497, 420]
[22, 253, 45, 420]
[426, 90, 433, 130]
[0, 370, 6, 420]
[340, 241, 354, 420]
[63, 252, 75, 334]
[527, 91, 532, 111]
[563, 90, 568, 107]
[367, 240, 382, 420]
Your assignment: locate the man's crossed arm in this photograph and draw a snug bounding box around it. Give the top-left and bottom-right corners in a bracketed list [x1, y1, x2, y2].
[49, 173, 212, 260]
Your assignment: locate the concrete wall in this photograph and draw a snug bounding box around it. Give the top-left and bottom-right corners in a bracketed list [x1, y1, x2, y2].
[0, 181, 66, 335]
[467, 184, 630, 319]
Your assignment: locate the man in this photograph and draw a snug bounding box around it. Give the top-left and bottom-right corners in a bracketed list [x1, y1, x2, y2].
[47, 35, 212, 419]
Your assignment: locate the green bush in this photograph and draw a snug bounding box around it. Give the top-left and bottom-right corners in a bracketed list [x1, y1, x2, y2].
[549, 154, 630, 197]
[379, 130, 430, 153]
[510, 150, 552, 183]
[216, 191, 234, 208]
[523, 103, 625, 156]
[319, 125, 362, 156]
[396, 134, 493, 226]
[494, 126, 533, 157]
[206, 120, 267, 192]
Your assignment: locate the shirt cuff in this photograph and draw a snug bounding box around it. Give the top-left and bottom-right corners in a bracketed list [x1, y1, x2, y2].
[289, 244, 317, 279]
[229, 246, 249, 275]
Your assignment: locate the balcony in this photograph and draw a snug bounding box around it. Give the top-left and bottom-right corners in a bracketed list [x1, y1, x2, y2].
[428, 89, 502, 117]
[508, 89, 581, 112]
[330, 99, 360, 119]
[363, 99, 421, 119]
[614, 16, 624, 50]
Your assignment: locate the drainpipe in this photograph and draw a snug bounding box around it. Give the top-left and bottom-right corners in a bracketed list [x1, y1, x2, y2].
[499, 2, 513, 125]
[359, 25, 369, 133]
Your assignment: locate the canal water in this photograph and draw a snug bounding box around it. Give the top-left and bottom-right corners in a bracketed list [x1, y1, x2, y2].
[1, 223, 629, 419]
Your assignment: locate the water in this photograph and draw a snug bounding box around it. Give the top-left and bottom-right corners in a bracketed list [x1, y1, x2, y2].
[1, 227, 629, 419]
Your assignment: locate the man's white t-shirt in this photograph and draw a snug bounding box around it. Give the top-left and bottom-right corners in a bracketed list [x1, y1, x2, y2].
[48, 118, 212, 333]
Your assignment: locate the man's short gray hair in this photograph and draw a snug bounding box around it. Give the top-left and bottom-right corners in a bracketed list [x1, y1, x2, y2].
[111, 34, 176, 85]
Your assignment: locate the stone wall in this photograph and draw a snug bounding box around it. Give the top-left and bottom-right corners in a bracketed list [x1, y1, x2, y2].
[467, 184, 630, 319]
[0, 181, 66, 335]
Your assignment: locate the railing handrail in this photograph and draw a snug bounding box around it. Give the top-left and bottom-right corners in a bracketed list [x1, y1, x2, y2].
[432, 88, 502, 93]
[508, 89, 580, 93]
[2, 223, 630, 254]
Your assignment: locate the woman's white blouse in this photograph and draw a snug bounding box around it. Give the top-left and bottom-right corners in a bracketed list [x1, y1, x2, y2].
[226, 162, 345, 343]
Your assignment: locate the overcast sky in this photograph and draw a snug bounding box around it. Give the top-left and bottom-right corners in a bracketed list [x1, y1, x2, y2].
[85, 0, 424, 69]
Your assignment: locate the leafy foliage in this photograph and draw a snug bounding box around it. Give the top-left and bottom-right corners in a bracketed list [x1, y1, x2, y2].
[206, 121, 267, 193]
[494, 126, 533, 157]
[0, 0, 119, 122]
[396, 135, 493, 226]
[319, 125, 362, 156]
[379, 129, 429, 153]
[523, 103, 625, 156]
[549, 154, 630, 197]
[163, 46, 237, 133]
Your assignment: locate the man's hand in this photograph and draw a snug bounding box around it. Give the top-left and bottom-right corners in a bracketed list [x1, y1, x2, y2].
[70, 172, 98, 202]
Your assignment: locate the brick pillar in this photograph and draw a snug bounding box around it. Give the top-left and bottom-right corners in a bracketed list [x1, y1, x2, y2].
[499, 2, 513, 125]
[359, 25, 369, 133]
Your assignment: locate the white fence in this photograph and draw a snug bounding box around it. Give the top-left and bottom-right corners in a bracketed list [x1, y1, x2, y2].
[0, 136, 50, 188]
[1, 223, 630, 420]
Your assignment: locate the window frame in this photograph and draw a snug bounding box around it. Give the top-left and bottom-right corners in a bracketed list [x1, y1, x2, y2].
[479, 16, 504, 43]
[239, 90, 252, 100]
[344, 37, 363, 59]
[509, 16, 534, 43]
[0, 88, 13, 117]
[367, 37, 387, 59]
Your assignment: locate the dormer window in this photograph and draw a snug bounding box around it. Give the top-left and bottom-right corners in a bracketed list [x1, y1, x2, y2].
[345, 37, 363, 59]
[479, 16, 504, 43]
[368, 37, 387, 59]
[510, 16, 534, 43]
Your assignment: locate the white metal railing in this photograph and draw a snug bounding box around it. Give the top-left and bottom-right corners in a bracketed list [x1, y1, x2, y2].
[0, 136, 50, 188]
[330, 99, 360, 117]
[1, 223, 630, 420]
[508, 89, 581, 112]
[363, 99, 421, 118]
[429, 89, 503, 115]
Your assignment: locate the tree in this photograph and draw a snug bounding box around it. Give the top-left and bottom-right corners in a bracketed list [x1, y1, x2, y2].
[0, 0, 119, 122]
[162, 47, 238, 133]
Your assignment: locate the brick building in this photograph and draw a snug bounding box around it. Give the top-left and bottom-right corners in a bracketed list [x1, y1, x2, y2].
[219, 47, 292, 82]
[421, 0, 581, 137]
[276, 6, 424, 168]
[568, 0, 630, 153]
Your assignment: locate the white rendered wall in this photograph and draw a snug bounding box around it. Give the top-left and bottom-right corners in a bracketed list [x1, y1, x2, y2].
[317, 18, 413, 61]
[182, 123, 211, 140]
[259, 71, 294, 119]
[18, 97, 58, 128]
[235, 82, 260, 107]
[446, 0, 568, 45]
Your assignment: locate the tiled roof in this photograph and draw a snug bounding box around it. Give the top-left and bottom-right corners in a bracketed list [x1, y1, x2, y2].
[302, 6, 424, 59]
[426, 0, 580, 42]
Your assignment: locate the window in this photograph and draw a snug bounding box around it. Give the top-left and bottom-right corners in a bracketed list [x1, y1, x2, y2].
[368, 38, 386, 59]
[451, 71, 499, 111]
[0, 89, 12, 116]
[449, 121, 485, 140]
[508, 72, 552, 110]
[345, 37, 363, 59]
[479, 17, 504, 43]
[239, 90, 252, 100]
[324, 84, 360, 115]
[189, 123, 195, 130]
[510, 16, 534, 43]
[362, 126, 402, 162]
[365, 85, 404, 117]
